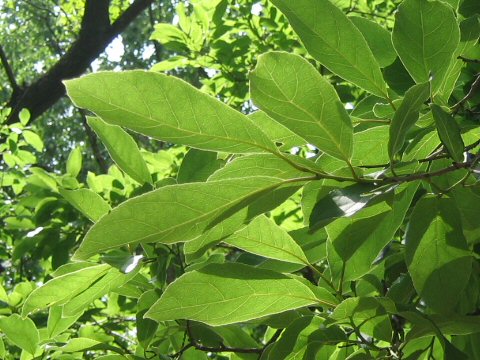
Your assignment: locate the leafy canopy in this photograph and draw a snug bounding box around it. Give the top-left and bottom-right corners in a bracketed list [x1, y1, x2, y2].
[1, 0, 480, 359]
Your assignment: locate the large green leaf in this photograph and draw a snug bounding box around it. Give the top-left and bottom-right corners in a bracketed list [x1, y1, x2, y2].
[349, 16, 396, 68]
[392, 0, 460, 93]
[250, 52, 353, 161]
[271, 0, 387, 98]
[64, 71, 276, 154]
[431, 104, 465, 163]
[0, 314, 39, 355]
[22, 264, 111, 315]
[224, 215, 309, 265]
[388, 82, 430, 159]
[351, 125, 390, 166]
[405, 196, 473, 313]
[87, 116, 152, 185]
[327, 182, 418, 283]
[73, 173, 311, 260]
[145, 263, 330, 326]
[59, 188, 111, 222]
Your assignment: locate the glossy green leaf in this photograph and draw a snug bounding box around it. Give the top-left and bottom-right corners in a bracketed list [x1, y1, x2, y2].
[64, 71, 277, 154]
[271, 0, 388, 98]
[349, 16, 396, 68]
[66, 146, 82, 178]
[392, 0, 460, 92]
[250, 52, 353, 161]
[22, 264, 111, 315]
[0, 314, 39, 355]
[87, 116, 152, 185]
[405, 196, 473, 313]
[431, 104, 465, 163]
[145, 263, 329, 326]
[59, 337, 122, 354]
[59, 188, 111, 222]
[388, 82, 430, 159]
[224, 215, 309, 265]
[74, 173, 309, 260]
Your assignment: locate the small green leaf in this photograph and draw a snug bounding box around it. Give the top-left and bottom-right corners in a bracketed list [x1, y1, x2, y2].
[431, 104, 465, 163]
[224, 215, 309, 265]
[250, 52, 353, 161]
[22, 264, 111, 316]
[18, 108, 30, 125]
[87, 116, 152, 185]
[145, 263, 328, 326]
[388, 82, 430, 159]
[66, 146, 83, 178]
[349, 16, 396, 68]
[405, 196, 473, 313]
[22, 130, 44, 152]
[0, 314, 39, 355]
[271, 0, 387, 98]
[64, 71, 276, 154]
[59, 188, 111, 222]
[392, 0, 460, 93]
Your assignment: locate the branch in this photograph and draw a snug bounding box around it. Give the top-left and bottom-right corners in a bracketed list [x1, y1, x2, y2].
[0, 44, 19, 93]
[6, 0, 153, 124]
[458, 56, 480, 64]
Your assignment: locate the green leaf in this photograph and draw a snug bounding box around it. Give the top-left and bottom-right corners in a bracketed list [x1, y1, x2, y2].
[271, 0, 388, 98]
[327, 182, 418, 283]
[248, 111, 306, 151]
[351, 125, 390, 166]
[392, 0, 460, 93]
[250, 52, 353, 161]
[388, 82, 430, 159]
[22, 264, 111, 316]
[47, 306, 82, 339]
[59, 337, 123, 354]
[224, 215, 309, 265]
[268, 316, 344, 360]
[66, 146, 82, 178]
[59, 188, 111, 222]
[0, 314, 39, 355]
[18, 108, 30, 125]
[349, 16, 396, 68]
[73, 173, 309, 260]
[62, 266, 137, 316]
[87, 116, 152, 185]
[145, 263, 328, 326]
[431, 104, 465, 163]
[22, 130, 44, 152]
[177, 149, 225, 183]
[64, 71, 276, 154]
[405, 196, 473, 313]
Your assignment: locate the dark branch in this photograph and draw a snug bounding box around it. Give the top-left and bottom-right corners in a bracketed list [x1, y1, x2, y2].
[7, 0, 153, 124]
[0, 44, 20, 93]
[458, 56, 480, 64]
